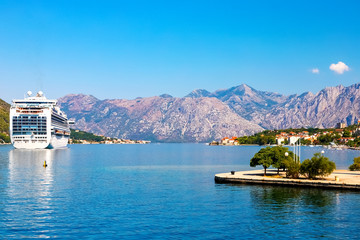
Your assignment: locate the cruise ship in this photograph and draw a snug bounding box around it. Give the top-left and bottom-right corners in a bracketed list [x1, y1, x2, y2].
[10, 91, 73, 149]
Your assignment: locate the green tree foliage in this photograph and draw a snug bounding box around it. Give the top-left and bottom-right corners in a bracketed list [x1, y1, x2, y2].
[283, 157, 301, 178]
[271, 146, 290, 174]
[250, 147, 273, 176]
[250, 146, 294, 176]
[347, 140, 355, 147]
[300, 139, 311, 145]
[70, 129, 105, 142]
[334, 133, 342, 140]
[343, 130, 351, 138]
[0, 132, 10, 143]
[317, 134, 335, 145]
[349, 156, 360, 171]
[237, 135, 275, 145]
[346, 137, 360, 147]
[0, 98, 10, 143]
[300, 153, 336, 179]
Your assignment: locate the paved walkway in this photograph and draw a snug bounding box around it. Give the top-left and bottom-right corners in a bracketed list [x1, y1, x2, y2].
[215, 169, 360, 190]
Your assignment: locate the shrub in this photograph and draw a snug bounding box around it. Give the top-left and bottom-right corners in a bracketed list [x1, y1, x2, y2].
[300, 153, 336, 179]
[0, 132, 10, 143]
[349, 157, 360, 171]
[284, 158, 301, 178]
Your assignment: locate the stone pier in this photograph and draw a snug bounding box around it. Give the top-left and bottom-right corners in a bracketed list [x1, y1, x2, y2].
[215, 169, 360, 190]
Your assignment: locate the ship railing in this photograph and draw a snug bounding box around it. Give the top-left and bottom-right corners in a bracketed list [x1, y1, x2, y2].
[16, 109, 44, 114]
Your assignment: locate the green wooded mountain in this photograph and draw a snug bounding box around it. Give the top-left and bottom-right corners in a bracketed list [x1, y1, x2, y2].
[0, 98, 10, 143]
[70, 129, 105, 142]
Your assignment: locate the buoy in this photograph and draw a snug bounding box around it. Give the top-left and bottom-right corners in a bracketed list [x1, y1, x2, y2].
[43, 161, 47, 168]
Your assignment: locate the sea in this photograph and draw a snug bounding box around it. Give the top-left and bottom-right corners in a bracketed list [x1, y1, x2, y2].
[1, 144, 360, 239]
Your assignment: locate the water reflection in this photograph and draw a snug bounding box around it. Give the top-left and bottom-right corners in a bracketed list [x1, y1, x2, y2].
[250, 186, 336, 213]
[5, 148, 70, 238]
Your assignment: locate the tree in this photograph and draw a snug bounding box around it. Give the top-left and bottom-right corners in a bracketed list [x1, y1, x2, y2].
[300, 138, 311, 145]
[250, 146, 294, 176]
[334, 133, 342, 140]
[349, 156, 360, 171]
[236, 136, 248, 144]
[343, 130, 351, 138]
[300, 153, 336, 179]
[271, 146, 290, 174]
[0, 132, 10, 143]
[347, 140, 355, 147]
[317, 134, 335, 145]
[250, 147, 273, 176]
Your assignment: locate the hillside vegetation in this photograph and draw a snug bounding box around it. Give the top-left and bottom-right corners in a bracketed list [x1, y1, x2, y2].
[0, 98, 10, 143]
[70, 129, 105, 143]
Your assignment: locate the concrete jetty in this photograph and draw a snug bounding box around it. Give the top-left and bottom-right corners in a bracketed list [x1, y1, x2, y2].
[215, 169, 360, 190]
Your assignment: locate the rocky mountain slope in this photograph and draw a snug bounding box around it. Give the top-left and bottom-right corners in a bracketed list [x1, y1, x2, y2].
[58, 94, 263, 142]
[260, 84, 360, 129]
[187, 84, 289, 125]
[58, 83, 360, 142]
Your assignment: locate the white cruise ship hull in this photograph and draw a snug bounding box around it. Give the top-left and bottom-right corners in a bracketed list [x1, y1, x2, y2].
[10, 91, 72, 150]
[48, 135, 69, 149]
[12, 135, 70, 149]
[13, 141, 50, 149]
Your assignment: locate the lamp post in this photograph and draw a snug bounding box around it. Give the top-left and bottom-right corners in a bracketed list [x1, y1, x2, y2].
[285, 151, 292, 163]
[284, 152, 289, 173]
[321, 150, 325, 156]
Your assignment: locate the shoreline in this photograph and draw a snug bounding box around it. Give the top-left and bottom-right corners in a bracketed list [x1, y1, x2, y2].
[209, 143, 360, 150]
[215, 169, 360, 190]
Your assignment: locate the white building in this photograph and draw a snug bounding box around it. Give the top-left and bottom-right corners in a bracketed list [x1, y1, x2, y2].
[288, 136, 301, 145]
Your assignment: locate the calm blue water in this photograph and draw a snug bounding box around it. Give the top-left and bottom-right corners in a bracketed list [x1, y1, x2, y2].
[1, 144, 360, 239]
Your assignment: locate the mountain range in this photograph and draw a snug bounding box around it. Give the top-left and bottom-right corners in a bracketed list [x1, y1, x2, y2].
[58, 83, 360, 142]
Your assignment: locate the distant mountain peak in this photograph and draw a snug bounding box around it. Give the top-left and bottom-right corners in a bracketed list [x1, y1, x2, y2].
[56, 82, 360, 142]
[233, 84, 256, 95]
[58, 93, 263, 142]
[159, 94, 173, 98]
[299, 91, 314, 98]
[212, 83, 259, 99]
[185, 89, 213, 98]
[323, 84, 344, 91]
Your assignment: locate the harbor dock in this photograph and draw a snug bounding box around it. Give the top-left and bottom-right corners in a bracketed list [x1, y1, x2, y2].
[215, 169, 360, 190]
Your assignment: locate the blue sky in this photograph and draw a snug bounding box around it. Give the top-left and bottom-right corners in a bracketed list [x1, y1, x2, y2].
[0, 0, 359, 102]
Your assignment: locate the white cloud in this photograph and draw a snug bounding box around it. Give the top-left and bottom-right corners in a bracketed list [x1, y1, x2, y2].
[329, 61, 350, 74]
[311, 68, 319, 74]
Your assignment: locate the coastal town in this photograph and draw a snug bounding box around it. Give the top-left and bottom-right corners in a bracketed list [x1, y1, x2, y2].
[211, 122, 360, 149]
[69, 137, 151, 145]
